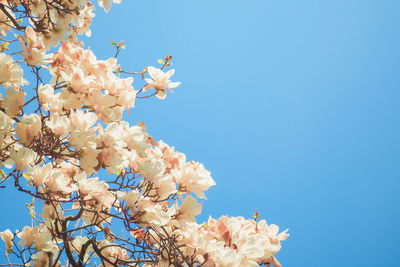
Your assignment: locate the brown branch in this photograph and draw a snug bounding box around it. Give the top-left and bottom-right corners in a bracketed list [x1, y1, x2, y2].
[59, 220, 79, 267]
[0, 3, 25, 30]
[78, 239, 91, 266]
[51, 245, 65, 267]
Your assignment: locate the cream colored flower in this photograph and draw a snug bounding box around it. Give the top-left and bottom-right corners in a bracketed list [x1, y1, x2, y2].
[3, 88, 25, 117]
[17, 226, 39, 247]
[15, 113, 42, 145]
[45, 113, 70, 136]
[97, 0, 122, 13]
[10, 147, 37, 171]
[178, 195, 202, 222]
[174, 161, 216, 199]
[0, 229, 13, 252]
[0, 53, 28, 89]
[118, 189, 140, 208]
[143, 67, 181, 99]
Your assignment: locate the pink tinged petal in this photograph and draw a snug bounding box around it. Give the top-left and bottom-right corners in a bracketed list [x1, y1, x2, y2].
[99, 0, 112, 13]
[0, 229, 13, 251]
[142, 84, 151, 92]
[156, 90, 167, 100]
[168, 82, 181, 89]
[160, 77, 168, 85]
[147, 66, 156, 77]
[152, 69, 164, 81]
[25, 27, 37, 42]
[165, 69, 175, 78]
[278, 229, 289, 241]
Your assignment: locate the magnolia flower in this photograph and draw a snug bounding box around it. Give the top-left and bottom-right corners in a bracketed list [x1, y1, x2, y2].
[15, 113, 42, 145]
[0, 229, 13, 252]
[40, 203, 64, 230]
[157, 140, 186, 170]
[99, 122, 127, 147]
[3, 88, 25, 117]
[43, 92, 63, 113]
[46, 169, 77, 194]
[125, 125, 151, 157]
[73, 5, 95, 37]
[69, 130, 97, 150]
[66, 66, 96, 93]
[17, 226, 39, 247]
[29, 0, 46, 17]
[70, 109, 97, 131]
[20, 27, 52, 66]
[167, 215, 289, 267]
[0, 110, 13, 129]
[153, 174, 177, 200]
[37, 84, 54, 104]
[266, 224, 289, 244]
[45, 113, 70, 136]
[118, 189, 140, 208]
[27, 251, 50, 267]
[26, 163, 52, 187]
[137, 197, 171, 226]
[198, 216, 289, 265]
[213, 245, 244, 267]
[97, 0, 122, 13]
[138, 157, 166, 181]
[48, 24, 70, 48]
[77, 173, 115, 209]
[106, 74, 133, 96]
[97, 146, 127, 173]
[88, 92, 116, 107]
[59, 88, 85, 110]
[0, 53, 28, 88]
[79, 148, 100, 174]
[118, 86, 136, 109]
[34, 230, 57, 252]
[143, 67, 181, 100]
[260, 222, 289, 259]
[10, 147, 37, 171]
[178, 195, 202, 222]
[96, 105, 123, 123]
[174, 161, 216, 199]
[0, 111, 14, 143]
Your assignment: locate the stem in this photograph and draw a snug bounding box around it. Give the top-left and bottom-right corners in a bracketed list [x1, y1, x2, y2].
[0, 3, 25, 30]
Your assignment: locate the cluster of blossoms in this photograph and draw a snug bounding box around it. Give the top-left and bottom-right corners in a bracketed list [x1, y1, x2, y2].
[172, 217, 289, 267]
[0, 0, 288, 266]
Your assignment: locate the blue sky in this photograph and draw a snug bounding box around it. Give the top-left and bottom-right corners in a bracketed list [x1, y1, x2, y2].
[1, 0, 400, 266]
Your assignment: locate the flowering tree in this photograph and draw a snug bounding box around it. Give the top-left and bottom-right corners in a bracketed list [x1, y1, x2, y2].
[0, 1, 288, 266]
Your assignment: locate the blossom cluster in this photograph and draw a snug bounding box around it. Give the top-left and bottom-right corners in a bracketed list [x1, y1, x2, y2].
[0, 0, 288, 266]
[1, 0, 101, 48]
[172, 217, 289, 267]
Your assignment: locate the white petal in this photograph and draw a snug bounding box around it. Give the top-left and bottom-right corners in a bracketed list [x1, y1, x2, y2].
[165, 69, 175, 78]
[156, 90, 167, 100]
[168, 82, 181, 89]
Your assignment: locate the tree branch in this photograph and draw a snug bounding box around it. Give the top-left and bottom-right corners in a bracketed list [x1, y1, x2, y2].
[0, 3, 25, 30]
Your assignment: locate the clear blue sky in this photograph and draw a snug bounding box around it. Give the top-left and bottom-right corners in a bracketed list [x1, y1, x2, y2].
[1, 0, 400, 266]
